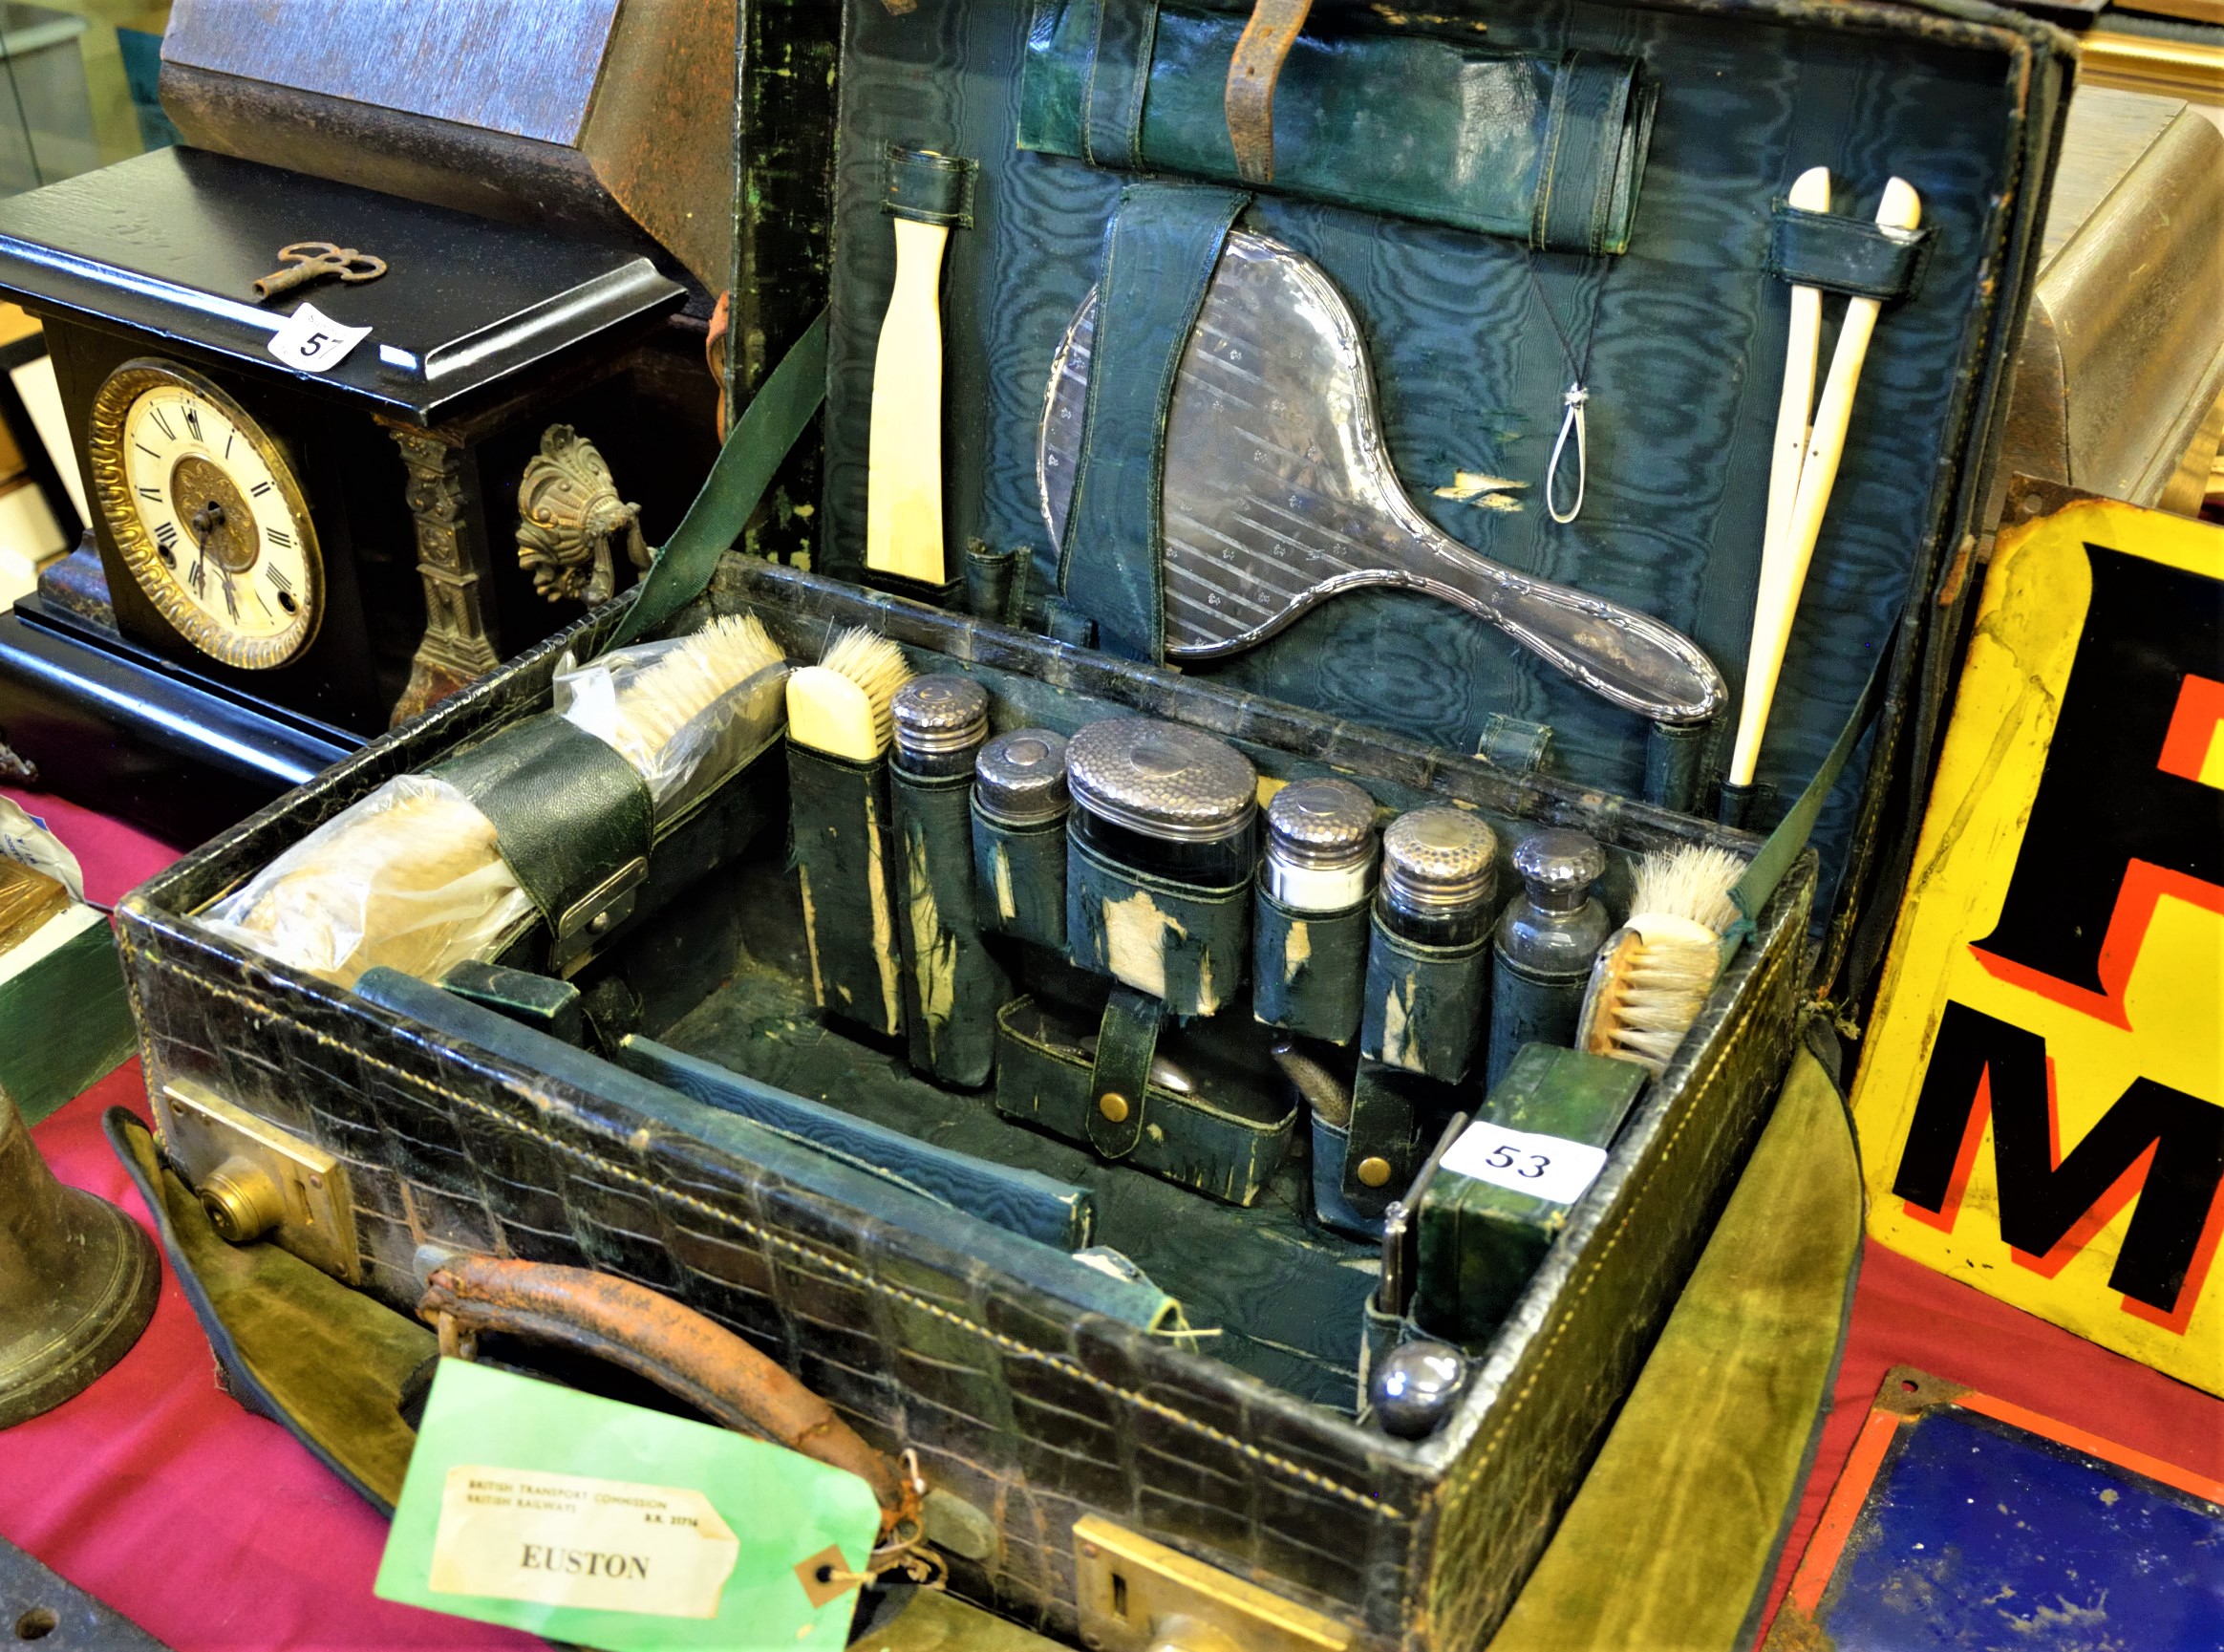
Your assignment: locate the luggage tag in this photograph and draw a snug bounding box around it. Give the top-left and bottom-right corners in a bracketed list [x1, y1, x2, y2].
[376, 1359, 881, 1651]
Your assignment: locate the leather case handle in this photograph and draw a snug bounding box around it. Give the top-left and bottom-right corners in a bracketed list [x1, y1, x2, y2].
[417, 1252, 920, 1539]
[1225, 0, 1313, 183]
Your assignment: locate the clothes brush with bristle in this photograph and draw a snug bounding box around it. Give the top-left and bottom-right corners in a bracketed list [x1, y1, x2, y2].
[1575, 844, 1748, 1076]
[786, 626, 915, 762]
[601, 612, 784, 774]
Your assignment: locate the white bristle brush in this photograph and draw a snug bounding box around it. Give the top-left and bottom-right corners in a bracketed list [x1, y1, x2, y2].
[1575, 844, 1748, 1075]
[601, 612, 785, 773]
[786, 627, 913, 762]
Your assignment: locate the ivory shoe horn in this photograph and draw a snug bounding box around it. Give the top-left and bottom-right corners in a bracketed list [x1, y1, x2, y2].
[1729, 176, 1921, 789]
[866, 214, 952, 585]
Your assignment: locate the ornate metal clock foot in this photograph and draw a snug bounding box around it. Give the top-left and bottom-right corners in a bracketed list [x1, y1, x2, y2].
[386, 424, 502, 728]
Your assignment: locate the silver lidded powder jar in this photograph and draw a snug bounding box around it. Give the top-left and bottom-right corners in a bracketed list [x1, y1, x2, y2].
[1065, 717, 1257, 884]
[973, 728, 1070, 826]
[890, 674, 991, 780]
[1378, 805, 1500, 946]
[1263, 778, 1379, 912]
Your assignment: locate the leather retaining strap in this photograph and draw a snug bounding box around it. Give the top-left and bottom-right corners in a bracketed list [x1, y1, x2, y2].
[418, 1252, 921, 1540]
[1084, 985, 1162, 1160]
[607, 308, 830, 652]
[427, 714, 652, 931]
[1225, 0, 1313, 184]
[1057, 182, 1250, 663]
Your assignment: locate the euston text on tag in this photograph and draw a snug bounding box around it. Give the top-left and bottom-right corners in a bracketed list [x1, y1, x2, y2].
[1441, 1121, 1609, 1207]
[429, 1466, 740, 1620]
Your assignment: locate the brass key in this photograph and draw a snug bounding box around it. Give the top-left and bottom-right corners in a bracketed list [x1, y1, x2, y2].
[251, 242, 388, 302]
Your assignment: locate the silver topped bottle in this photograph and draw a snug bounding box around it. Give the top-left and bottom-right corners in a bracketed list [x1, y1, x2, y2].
[1263, 778, 1379, 912]
[1065, 718, 1257, 883]
[1486, 828, 1613, 1086]
[890, 674, 991, 780]
[1378, 806, 1499, 947]
[973, 728, 1069, 826]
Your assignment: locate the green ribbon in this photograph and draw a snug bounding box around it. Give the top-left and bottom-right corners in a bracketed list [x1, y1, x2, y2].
[1721, 651, 1889, 969]
[605, 309, 830, 652]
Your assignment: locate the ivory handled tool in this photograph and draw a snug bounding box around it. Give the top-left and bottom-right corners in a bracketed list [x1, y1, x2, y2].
[866, 215, 951, 585]
[1729, 175, 1921, 788]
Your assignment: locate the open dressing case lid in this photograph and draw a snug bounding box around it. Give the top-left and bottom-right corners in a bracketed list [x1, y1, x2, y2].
[806, 0, 2073, 982]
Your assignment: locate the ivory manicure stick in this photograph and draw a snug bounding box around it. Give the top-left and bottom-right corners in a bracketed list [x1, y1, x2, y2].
[1728, 176, 1921, 788]
[866, 213, 952, 584]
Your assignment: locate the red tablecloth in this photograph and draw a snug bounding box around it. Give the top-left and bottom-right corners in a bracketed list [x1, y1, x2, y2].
[4, 797, 2218, 1649]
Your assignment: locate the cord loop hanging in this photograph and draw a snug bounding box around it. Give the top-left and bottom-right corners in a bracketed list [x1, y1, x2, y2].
[1547, 382, 1589, 525]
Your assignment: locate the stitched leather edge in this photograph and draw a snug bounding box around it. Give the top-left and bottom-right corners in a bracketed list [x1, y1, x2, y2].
[134, 947, 1403, 1522]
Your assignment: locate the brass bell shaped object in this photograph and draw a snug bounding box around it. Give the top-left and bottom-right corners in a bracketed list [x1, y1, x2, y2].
[0, 1083, 159, 1427]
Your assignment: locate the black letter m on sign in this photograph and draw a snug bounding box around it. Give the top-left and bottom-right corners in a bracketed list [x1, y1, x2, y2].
[1893, 1001, 2224, 1320]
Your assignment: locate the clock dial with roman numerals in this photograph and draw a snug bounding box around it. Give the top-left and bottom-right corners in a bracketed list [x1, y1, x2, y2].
[87, 358, 323, 670]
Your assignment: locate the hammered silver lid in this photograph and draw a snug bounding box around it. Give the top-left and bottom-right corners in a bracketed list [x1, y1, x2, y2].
[1065, 718, 1257, 844]
[891, 674, 991, 759]
[1381, 806, 1498, 912]
[1265, 778, 1379, 870]
[973, 728, 1070, 824]
[1512, 829, 1606, 897]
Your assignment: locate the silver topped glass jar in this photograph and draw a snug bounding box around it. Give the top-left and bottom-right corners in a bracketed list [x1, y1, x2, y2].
[1065, 718, 1257, 885]
[1263, 778, 1379, 913]
[973, 728, 1070, 826]
[890, 674, 991, 781]
[1378, 806, 1499, 947]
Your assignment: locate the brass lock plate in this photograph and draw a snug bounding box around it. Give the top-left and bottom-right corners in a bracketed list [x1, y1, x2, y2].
[154, 1079, 359, 1283]
[1072, 1516, 1354, 1652]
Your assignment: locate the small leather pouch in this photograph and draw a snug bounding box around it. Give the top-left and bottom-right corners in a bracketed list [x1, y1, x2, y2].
[785, 741, 906, 1041]
[971, 799, 1068, 951]
[994, 995, 1294, 1206]
[890, 767, 1009, 1087]
[1251, 884, 1369, 1045]
[1359, 915, 1491, 1085]
[1064, 827, 1251, 1020]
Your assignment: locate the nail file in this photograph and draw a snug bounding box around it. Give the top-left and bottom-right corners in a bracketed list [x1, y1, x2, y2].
[1730, 176, 1922, 787]
[866, 215, 952, 585]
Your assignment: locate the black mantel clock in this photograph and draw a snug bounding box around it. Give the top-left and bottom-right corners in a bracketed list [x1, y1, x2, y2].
[0, 146, 688, 840]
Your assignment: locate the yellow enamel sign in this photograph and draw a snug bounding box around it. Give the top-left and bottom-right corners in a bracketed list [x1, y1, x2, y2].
[1851, 496, 2223, 1394]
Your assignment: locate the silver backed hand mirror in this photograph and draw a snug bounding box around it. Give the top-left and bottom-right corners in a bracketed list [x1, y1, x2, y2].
[1037, 232, 1725, 725]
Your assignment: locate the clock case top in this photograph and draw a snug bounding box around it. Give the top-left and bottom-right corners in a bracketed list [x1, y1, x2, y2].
[0, 146, 685, 426]
[0, 147, 687, 740]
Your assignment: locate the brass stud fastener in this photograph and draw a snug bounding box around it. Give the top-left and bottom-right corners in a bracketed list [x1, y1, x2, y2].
[1357, 1155, 1393, 1188]
[1097, 1091, 1130, 1124]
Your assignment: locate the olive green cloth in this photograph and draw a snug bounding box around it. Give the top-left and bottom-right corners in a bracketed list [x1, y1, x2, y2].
[1487, 1040, 1861, 1650]
[108, 1112, 434, 1511]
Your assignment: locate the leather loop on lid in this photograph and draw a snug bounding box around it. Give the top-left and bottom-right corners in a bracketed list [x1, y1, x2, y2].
[1768, 203, 1935, 303]
[1083, 0, 1161, 170]
[1225, 0, 1312, 184]
[1085, 985, 1163, 1159]
[883, 145, 977, 228]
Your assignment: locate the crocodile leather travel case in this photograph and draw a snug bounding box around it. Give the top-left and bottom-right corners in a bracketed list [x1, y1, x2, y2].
[113, 2, 2073, 1645]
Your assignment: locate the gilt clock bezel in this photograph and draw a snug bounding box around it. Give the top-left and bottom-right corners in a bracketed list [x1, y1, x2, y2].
[87, 357, 325, 672]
